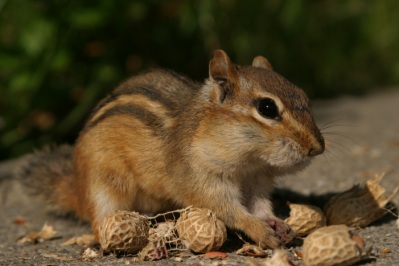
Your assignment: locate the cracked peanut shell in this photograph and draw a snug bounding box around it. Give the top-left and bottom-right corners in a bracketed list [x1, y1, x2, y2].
[324, 173, 398, 227]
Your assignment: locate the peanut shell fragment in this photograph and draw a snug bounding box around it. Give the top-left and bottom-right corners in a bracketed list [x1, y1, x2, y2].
[285, 203, 326, 236]
[324, 173, 398, 227]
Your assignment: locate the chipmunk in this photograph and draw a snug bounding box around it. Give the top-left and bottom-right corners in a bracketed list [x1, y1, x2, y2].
[18, 50, 324, 249]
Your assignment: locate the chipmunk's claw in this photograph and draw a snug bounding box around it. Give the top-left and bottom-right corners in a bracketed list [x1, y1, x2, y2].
[265, 218, 295, 244]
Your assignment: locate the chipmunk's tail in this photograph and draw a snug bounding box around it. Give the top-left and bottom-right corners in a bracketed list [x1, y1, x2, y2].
[1, 145, 80, 214]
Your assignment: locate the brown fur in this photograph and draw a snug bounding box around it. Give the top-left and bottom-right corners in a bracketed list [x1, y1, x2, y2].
[22, 50, 324, 249]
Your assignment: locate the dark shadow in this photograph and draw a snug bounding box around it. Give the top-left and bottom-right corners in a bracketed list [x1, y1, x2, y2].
[271, 188, 336, 218]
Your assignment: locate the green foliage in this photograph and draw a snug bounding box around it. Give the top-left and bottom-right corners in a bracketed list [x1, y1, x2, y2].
[1, 0, 399, 159]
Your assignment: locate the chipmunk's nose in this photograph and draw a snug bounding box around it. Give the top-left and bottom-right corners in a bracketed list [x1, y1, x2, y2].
[308, 137, 325, 156]
[308, 147, 322, 156]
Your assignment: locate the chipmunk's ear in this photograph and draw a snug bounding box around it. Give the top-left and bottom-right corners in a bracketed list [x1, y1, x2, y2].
[252, 56, 273, 71]
[209, 50, 238, 102]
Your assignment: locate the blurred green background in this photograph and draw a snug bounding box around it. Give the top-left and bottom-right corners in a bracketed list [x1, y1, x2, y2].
[1, 0, 399, 160]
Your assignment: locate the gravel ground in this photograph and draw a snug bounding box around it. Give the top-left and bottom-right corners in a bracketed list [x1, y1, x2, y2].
[0, 89, 398, 266]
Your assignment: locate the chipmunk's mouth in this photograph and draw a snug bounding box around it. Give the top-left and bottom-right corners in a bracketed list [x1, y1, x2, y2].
[259, 150, 312, 175]
[292, 157, 311, 170]
[265, 158, 310, 176]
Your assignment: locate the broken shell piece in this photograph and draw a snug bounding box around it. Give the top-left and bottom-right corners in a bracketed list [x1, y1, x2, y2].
[98, 210, 149, 253]
[176, 207, 226, 253]
[82, 248, 99, 261]
[236, 243, 267, 257]
[324, 173, 398, 227]
[302, 225, 368, 266]
[245, 250, 292, 266]
[62, 234, 95, 247]
[264, 250, 292, 266]
[284, 203, 326, 237]
[149, 221, 177, 242]
[17, 223, 57, 244]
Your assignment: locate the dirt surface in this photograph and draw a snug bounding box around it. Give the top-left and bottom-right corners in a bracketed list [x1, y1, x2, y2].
[1, 89, 399, 265]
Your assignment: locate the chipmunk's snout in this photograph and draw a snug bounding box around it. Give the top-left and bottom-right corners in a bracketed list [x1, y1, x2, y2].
[308, 136, 325, 156]
[308, 147, 323, 156]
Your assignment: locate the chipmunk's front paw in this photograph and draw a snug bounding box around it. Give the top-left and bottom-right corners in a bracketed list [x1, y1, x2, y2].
[265, 218, 295, 244]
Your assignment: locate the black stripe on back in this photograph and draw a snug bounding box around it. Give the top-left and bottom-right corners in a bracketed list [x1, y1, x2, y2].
[86, 104, 166, 134]
[86, 84, 176, 125]
[115, 84, 176, 108]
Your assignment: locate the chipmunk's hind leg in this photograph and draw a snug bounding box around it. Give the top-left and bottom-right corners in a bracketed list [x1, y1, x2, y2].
[86, 172, 137, 239]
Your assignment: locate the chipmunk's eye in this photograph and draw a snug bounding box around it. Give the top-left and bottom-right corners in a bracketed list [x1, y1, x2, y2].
[256, 98, 279, 119]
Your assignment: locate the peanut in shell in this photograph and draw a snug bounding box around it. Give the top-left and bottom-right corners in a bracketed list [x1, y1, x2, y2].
[98, 210, 149, 253]
[175, 207, 226, 253]
[302, 225, 368, 266]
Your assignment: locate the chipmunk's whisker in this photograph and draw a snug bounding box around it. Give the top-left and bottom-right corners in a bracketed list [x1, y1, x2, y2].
[325, 138, 351, 154]
[319, 117, 356, 132]
[320, 125, 355, 132]
[323, 149, 342, 164]
[322, 131, 358, 145]
[319, 117, 347, 129]
[321, 132, 354, 166]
